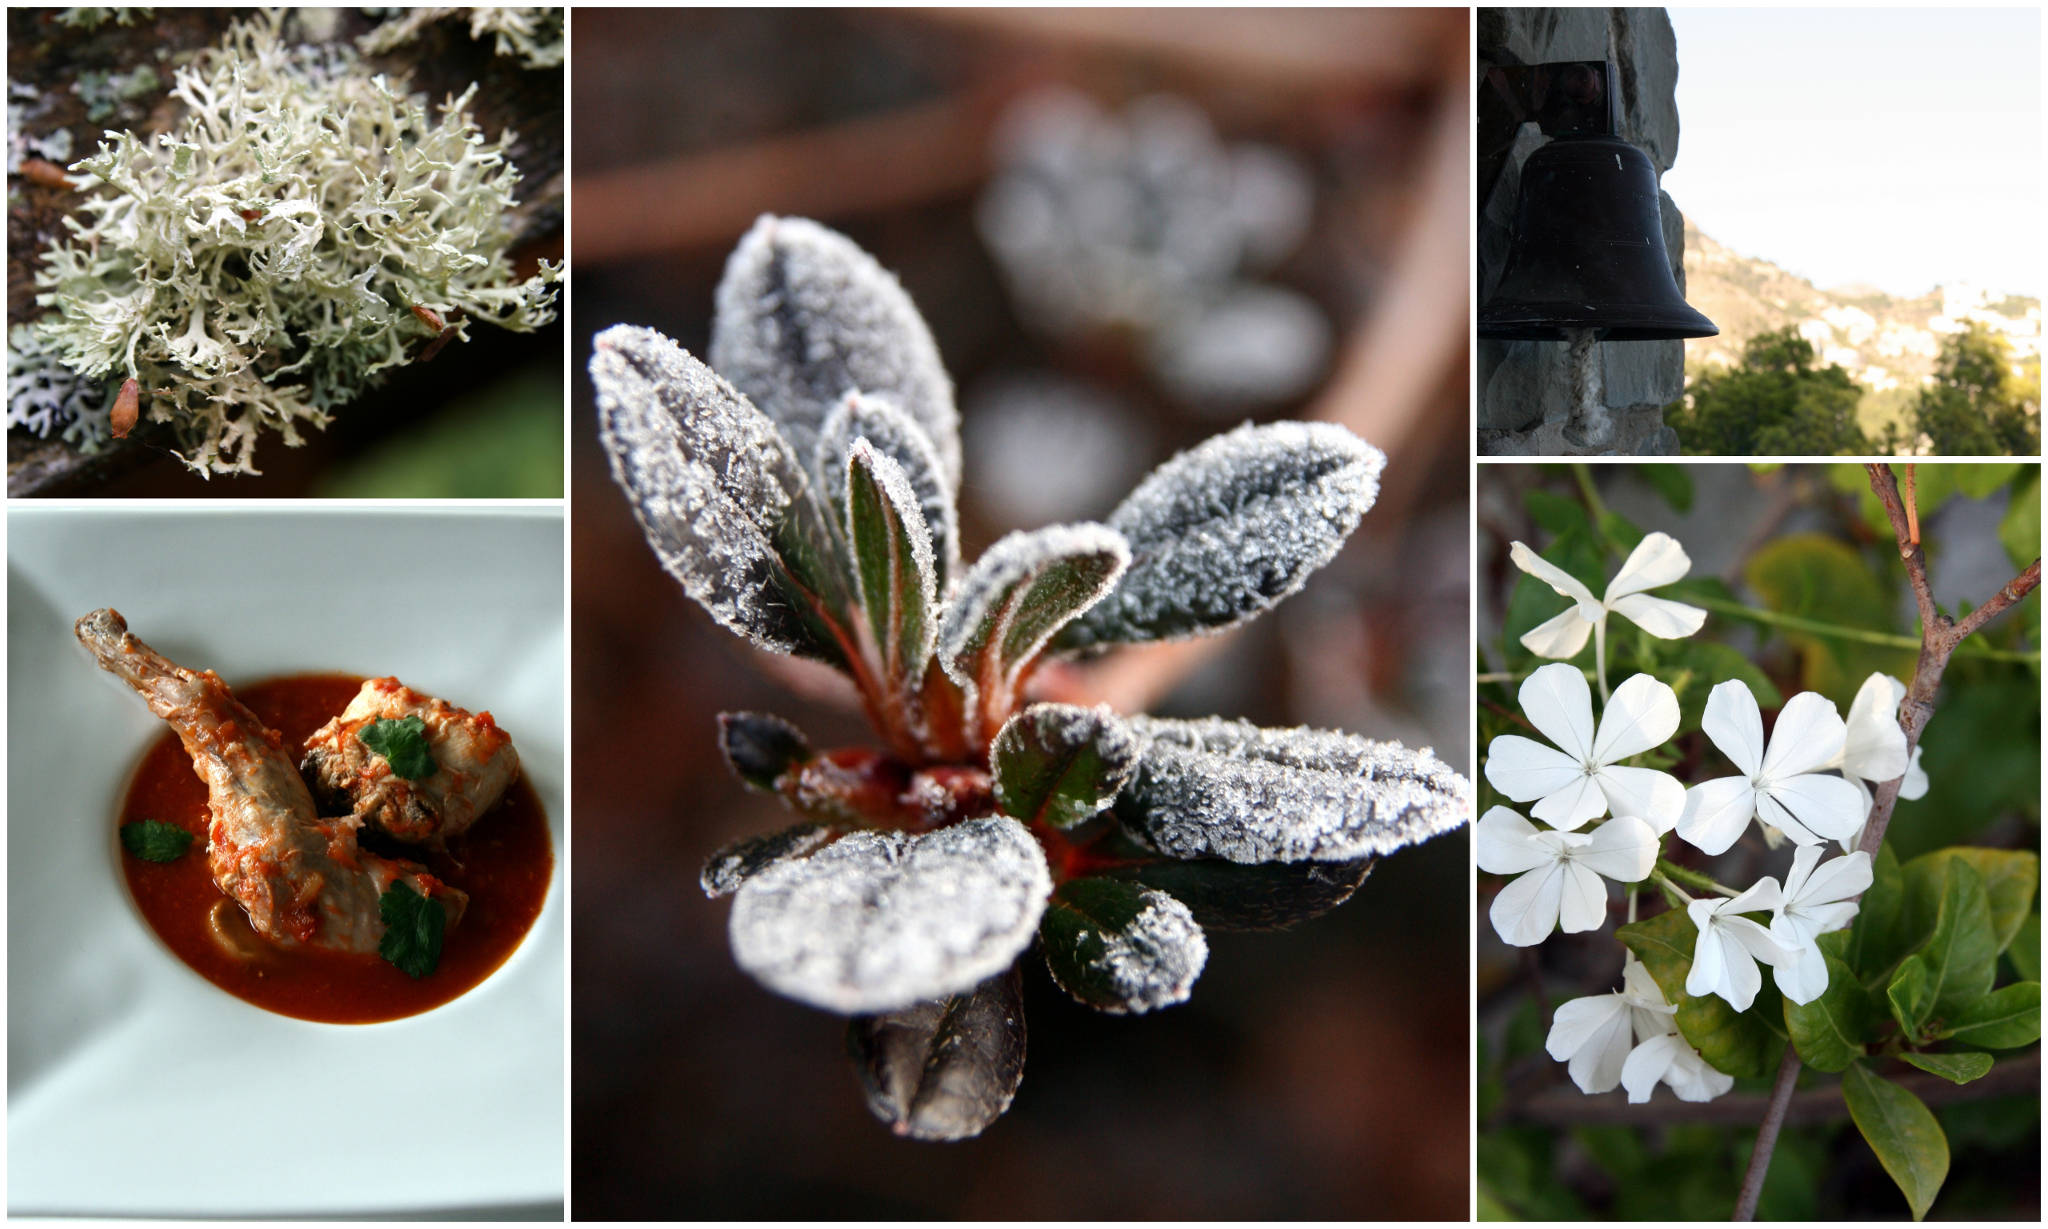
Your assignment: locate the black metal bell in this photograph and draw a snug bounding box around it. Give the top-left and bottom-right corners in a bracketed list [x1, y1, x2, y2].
[1480, 135, 1717, 342]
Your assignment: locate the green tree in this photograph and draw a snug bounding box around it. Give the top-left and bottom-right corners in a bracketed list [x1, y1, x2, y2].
[1671, 328, 1869, 456]
[1913, 323, 2040, 456]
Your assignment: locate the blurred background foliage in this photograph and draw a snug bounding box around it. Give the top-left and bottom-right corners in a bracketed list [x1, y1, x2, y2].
[1477, 463, 2040, 1220]
[570, 7, 1469, 1219]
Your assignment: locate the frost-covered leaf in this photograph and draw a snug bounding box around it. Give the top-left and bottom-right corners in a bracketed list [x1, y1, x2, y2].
[817, 391, 959, 588]
[1113, 716, 1468, 864]
[846, 440, 938, 703]
[727, 815, 1052, 1013]
[717, 710, 813, 791]
[938, 524, 1129, 739]
[592, 325, 851, 665]
[710, 215, 961, 488]
[847, 966, 1025, 1141]
[991, 703, 1140, 830]
[700, 822, 837, 899]
[1039, 878, 1207, 1014]
[1057, 421, 1384, 651]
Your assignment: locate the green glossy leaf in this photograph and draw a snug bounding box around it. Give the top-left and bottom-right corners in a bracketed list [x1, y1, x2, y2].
[119, 819, 195, 863]
[846, 440, 938, 703]
[1617, 908, 1779, 1078]
[1784, 946, 1873, 1072]
[1524, 487, 1590, 537]
[991, 703, 1139, 830]
[1939, 982, 2041, 1050]
[1595, 510, 1644, 553]
[1842, 1060, 1950, 1220]
[1903, 856, 2000, 1014]
[1038, 878, 1207, 1014]
[1743, 532, 1908, 699]
[938, 524, 1128, 724]
[1904, 848, 2038, 955]
[1895, 676, 2040, 858]
[1897, 1050, 1993, 1084]
[1887, 954, 1935, 1040]
[1638, 464, 1694, 512]
[1998, 469, 2040, 570]
[2007, 911, 2040, 981]
[1845, 844, 1906, 978]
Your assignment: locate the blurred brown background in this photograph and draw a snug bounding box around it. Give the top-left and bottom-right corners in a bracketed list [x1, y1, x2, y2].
[570, 8, 1471, 1218]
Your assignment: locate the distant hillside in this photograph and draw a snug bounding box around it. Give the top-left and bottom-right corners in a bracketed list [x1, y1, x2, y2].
[1680, 221, 2040, 397]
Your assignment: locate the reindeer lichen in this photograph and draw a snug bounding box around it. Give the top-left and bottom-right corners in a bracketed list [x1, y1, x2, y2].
[18, 11, 560, 475]
[358, 7, 565, 70]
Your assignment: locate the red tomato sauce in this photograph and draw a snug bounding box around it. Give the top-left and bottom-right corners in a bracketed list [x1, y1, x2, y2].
[117, 674, 553, 1024]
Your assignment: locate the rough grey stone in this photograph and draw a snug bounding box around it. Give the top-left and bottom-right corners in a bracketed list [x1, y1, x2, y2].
[1480, 404, 1676, 457]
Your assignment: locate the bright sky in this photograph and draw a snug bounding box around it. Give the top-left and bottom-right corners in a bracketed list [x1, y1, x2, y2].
[1660, 7, 2041, 298]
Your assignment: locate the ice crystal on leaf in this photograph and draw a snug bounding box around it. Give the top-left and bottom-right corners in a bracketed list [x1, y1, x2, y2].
[22, 12, 560, 474]
[1116, 716, 1467, 864]
[711, 215, 961, 488]
[727, 816, 1052, 1014]
[592, 214, 1471, 1141]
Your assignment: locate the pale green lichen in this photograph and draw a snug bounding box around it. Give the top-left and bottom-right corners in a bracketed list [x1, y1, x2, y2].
[23, 11, 560, 475]
[358, 7, 564, 70]
[72, 62, 162, 122]
[55, 8, 153, 29]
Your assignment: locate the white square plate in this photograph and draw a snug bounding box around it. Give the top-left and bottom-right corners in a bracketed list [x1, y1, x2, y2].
[7, 506, 565, 1217]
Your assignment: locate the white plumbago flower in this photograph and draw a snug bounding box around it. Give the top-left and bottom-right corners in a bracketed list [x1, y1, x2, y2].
[1484, 663, 1684, 831]
[1620, 1031, 1735, 1104]
[1686, 878, 1794, 1012]
[1769, 845, 1874, 1003]
[1545, 955, 1679, 1094]
[1677, 681, 1866, 855]
[1834, 672, 1929, 851]
[1476, 806, 1659, 947]
[1510, 532, 1708, 659]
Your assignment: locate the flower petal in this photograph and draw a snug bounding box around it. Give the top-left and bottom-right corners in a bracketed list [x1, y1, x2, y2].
[1620, 1032, 1684, 1104]
[1901, 745, 1929, 800]
[1475, 806, 1553, 875]
[1574, 815, 1659, 883]
[1685, 905, 1727, 1000]
[1766, 773, 1867, 843]
[1773, 939, 1831, 1005]
[1557, 861, 1611, 933]
[1677, 776, 1757, 856]
[1518, 661, 1595, 762]
[1603, 531, 1693, 601]
[1548, 994, 1633, 1094]
[1755, 790, 1821, 846]
[1724, 877, 1785, 916]
[1702, 680, 1766, 778]
[1841, 673, 1909, 784]
[1591, 673, 1681, 763]
[1595, 765, 1685, 833]
[1529, 772, 1609, 831]
[1490, 863, 1565, 947]
[1519, 605, 1595, 659]
[1608, 592, 1708, 640]
[1509, 540, 1599, 607]
[1761, 691, 1848, 780]
[1663, 1045, 1736, 1102]
[1797, 849, 1874, 908]
[1482, 735, 1584, 804]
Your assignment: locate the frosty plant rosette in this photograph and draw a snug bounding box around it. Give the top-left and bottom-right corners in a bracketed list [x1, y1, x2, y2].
[590, 215, 1470, 1141]
[1482, 502, 2041, 1221]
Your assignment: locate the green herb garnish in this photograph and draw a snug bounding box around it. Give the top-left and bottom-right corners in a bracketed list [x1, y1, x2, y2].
[359, 715, 437, 780]
[120, 820, 195, 863]
[378, 881, 446, 979]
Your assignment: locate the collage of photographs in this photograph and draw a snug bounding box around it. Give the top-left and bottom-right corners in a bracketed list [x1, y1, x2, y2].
[0, 4, 2037, 1223]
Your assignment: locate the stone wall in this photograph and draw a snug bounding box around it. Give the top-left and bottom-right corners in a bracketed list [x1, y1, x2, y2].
[1477, 7, 1690, 456]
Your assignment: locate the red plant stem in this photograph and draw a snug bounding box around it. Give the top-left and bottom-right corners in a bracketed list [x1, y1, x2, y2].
[1732, 463, 2040, 1221]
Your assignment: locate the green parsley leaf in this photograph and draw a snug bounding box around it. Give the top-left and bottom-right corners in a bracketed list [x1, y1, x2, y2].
[378, 881, 446, 979]
[120, 820, 195, 863]
[359, 715, 437, 780]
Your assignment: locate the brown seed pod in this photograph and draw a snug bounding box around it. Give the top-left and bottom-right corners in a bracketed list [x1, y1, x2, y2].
[18, 157, 75, 190]
[110, 377, 141, 439]
[410, 304, 446, 334]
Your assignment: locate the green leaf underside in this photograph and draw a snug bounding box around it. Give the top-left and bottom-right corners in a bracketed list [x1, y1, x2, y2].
[377, 880, 446, 979]
[1903, 848, 2039, 956]
[1617, 908, 1780, 1078]
[1888, 954, 1935, 1039]
[939, 525, 1126, 720]
[358, 715, 437, 781]
[1939, 981, 2042, 1049]
[1896, 1051, 1993, 1085]
[716, 710, 812, 791]
[846, 967, 1025, 1142]
[1845, 844, 1907, 977]
[1784, 945, 1873, 1072]
[1907, 857, 2000, 1017]
[991, 704, 1138, 830]
[1842, 1060, 1950, 1221]
[120, 819, 195, 863]
[1039, 878, 1205, 1014]
[846, 444, 934, 703]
